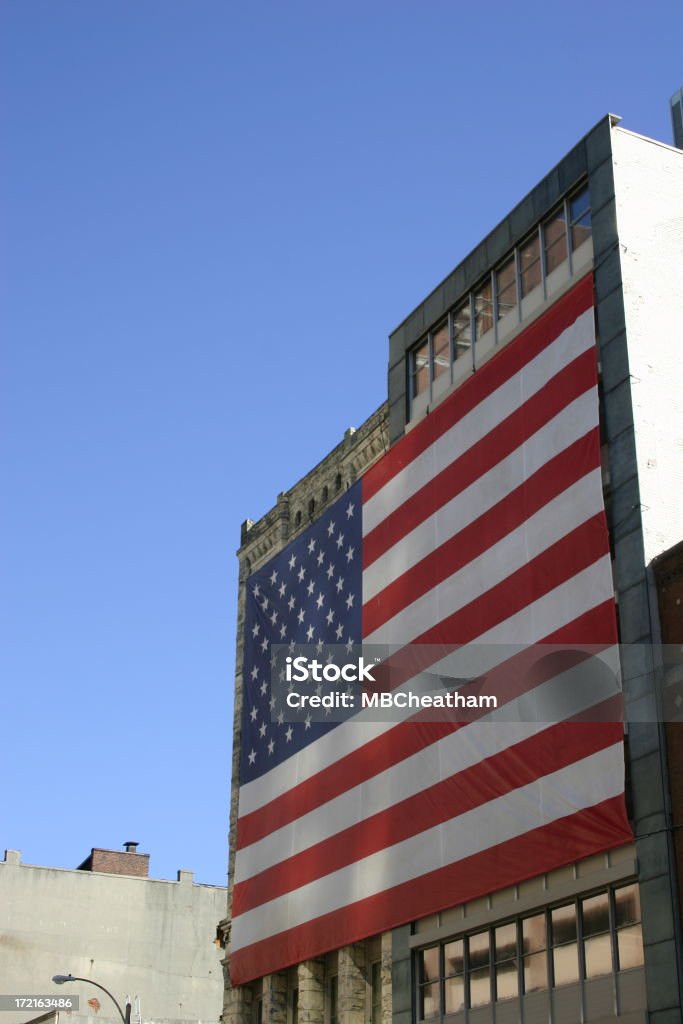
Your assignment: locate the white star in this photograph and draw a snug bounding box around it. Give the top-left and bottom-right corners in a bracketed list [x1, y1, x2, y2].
[346, 502, 355, 519]
[316, 550, 324, 566]
[248, 749, 256, 765]
[260, 680, 268, 696]
[270, 609, 278, 625]
[288, 595, 296, 611]
[346, 593, 355, 609]
[288, 553, 296, 570]
[253, 584, 261, 597]
[346, 545, 355, 563]
[326, 562, 335, 579]
[277, 710, 285, 726]
[250, 706, 258, 722]
[316, 592, 324, 609]
[307, 580, 315, 596]
[336, 532, 344, 549]
[268, 739, 275, 755]
[327, 520, 336, 536]
[278, 667, 285, 682]
[285, 726, 293, 742]
[297, 566, 306, 582]
[259, 721, 267, 738]
[261, 596, 269, 611]
[278, 582, 286, 598]
[346, 639, 354, 652]
[297, 608, 305, 624]
[288, 639, 296, 652]
[316, 639, 324, 654]
[261, 636, 269, 652]
[279, 623, 287, 639]
[336, 576, 344, 592]
[308, 537, 316, 554]
[270, 695, 276, 711]
[326, 608, 335, 625]
[335, 623, 344, 640]
[306, 624, 315, 641]
[304, 715, 312, 730]
[252, 623, 260, 638]
[250, 665, 259, 680]
[325, 651, 334, 664]
[270, 570, 278, 585]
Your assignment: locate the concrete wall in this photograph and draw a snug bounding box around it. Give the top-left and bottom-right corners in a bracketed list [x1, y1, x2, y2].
[611, 128, 683, 564]
[0, 851, 226, 1024]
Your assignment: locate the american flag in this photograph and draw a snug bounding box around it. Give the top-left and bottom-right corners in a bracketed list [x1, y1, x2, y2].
[230, 274, 631, 985]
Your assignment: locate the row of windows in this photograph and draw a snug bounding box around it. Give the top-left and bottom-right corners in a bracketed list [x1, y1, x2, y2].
[409, 185, 593, 418]
[416, 882, 643, 1018]
[293, 473, 345, 528]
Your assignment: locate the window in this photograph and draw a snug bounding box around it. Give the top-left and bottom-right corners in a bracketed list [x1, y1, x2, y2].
[452, 301, 471, 360]
[519, 231, 542, 297]
[474, 278, 494, 339]
[496, 255, 518, 320]
[543, 206, 568, 275]
[328, 975, 338, 1024]
[295, 511, 302, 527]
[322, 485, 329, 503]
[614, 883, 644, 970]
[411, 339, 430, 400]
[335, 473, 343, 492]
[569, 187, 592, 251]
[414, 882, 643, 1019]
[308, 498, 316, 518]
[290, 987, 299, 1024]
[370, 961, 382, 1024]
[253, 980, 263, 1024]
[431, 320, 450, 382]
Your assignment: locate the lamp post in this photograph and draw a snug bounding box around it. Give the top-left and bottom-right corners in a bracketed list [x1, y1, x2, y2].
[52, 975, 131, 1024]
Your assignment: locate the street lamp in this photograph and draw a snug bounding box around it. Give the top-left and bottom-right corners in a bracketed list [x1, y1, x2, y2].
[52, 975, 131, 1024]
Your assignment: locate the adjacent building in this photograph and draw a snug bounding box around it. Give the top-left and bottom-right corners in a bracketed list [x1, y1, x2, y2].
[220, 113, 683, 1024]
[0, 844, 226, 1024]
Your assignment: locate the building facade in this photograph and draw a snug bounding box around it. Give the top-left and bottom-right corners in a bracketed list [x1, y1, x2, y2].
[220, 115, 683, 1024]
[0, 845, 226, 1024]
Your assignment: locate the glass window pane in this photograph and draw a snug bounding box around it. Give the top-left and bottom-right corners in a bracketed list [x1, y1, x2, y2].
[411, 341, 429, 398]
[519, 234, 541, 297]
[444, 939, 464, 977]
[432, 321, 450, 380]
[419, 946, 440, 984]
[617, 924, 644, 970]
[452, 301, 471, 360]
[329, 976, 338, 1024]
[496, 256, 517, 320]
[469, 966, 491, 1008]
[474, 279, 494, 339]
[495, 959, 518, 1001]
[523, 951, 548, 993]
[582, 892, 610, 937]
[584, 932, 613, 978]
[419, 984, 438, 1020]
[371, 963, 382, 1024]
[522, 914, 546, 954]
[494, 923, 517, 962]
[614, 884, 641, 928]
[444, 975, 464, 1014]
[569, 188, 590, 222]
[553, 942, 579, 986]
[468, 931, 490, 970]
[551, 904, 577, 945]
[543, 209, 568, 274]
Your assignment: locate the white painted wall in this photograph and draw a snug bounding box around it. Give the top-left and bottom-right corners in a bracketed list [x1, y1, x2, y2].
[611, 128, 683, 563]
[0, 852, 225, 1024]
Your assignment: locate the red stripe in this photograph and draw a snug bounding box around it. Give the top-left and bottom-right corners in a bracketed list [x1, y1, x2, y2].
[233, 704, 623, 915]
[363, 427, 600, 635]
[230, 794, 631, 984]
[236, 600, 617, 850]
[363, 348, 597, 568]
[362, 274, 594, 505]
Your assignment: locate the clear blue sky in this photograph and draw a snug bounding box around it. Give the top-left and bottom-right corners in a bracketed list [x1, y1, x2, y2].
[1, 0, 681, 887]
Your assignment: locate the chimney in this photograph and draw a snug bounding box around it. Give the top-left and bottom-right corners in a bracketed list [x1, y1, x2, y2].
[78, 842, 150, 877]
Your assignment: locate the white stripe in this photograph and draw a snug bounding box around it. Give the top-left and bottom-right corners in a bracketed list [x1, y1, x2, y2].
[234, 647, 620, 882]
[364, 469, 604, 645]
[232, 744, 624, 949]
[363, 309, 595, 536]
[236, 556, 615, 817]
[363, 390, 598, 601]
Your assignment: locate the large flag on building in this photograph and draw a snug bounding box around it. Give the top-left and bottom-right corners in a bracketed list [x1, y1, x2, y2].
[230, 274, 632, 985]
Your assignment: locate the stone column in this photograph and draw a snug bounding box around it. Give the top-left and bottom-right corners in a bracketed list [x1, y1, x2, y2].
[263, 973, 288, 1024]
[338, 944, 366, 1024]
[380, 933, 393, 1024]
[223, 980, 253, 1024]
[298, 960, 325, 1024]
